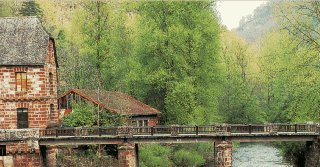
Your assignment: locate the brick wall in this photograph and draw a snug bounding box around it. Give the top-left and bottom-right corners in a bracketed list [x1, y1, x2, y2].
[4, 140, 42, 167]
[0, 39, 58, 129]
[147, 117, 158, 126]
[12, 153, 42, 167]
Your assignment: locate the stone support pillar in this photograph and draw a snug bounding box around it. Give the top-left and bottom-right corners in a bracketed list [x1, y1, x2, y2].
[118, 143, 138, 167]
[305, 139, 320, 167]
[214, 140, 233, 167]
[46, 145, 58, 167]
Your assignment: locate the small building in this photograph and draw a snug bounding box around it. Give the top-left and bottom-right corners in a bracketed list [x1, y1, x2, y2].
[58, 89, 161, 126]
[0, 17, 59, 166]
[0, 17, 59, 129]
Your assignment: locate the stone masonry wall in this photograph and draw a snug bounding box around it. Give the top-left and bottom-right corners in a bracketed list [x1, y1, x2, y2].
[214, 141, 233, 167]
[118, 143, 137, 167]
[0, 39, 58, 129]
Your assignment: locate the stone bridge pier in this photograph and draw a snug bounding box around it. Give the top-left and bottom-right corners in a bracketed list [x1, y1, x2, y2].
[118, 143, 138, 167]
[214, 140, 233, 167]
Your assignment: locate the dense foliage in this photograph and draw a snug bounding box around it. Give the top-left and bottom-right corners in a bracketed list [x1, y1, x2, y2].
[1, 0, 319, 166]
[133, 1, 222, 125]
[19, 0, 42, 17]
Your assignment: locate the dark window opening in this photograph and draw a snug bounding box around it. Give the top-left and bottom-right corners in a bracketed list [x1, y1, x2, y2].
[49, 72, 53, 95]
[40, 146, 47, 165]
[17, 108, 28, 129]
[0, 145, 6, 156]
[50, 104, 54, 120]
[144, 120, 148, 126]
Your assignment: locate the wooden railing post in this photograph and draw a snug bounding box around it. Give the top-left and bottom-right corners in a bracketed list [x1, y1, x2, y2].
[55, 128, 58, 137]
[295, 124, 297, 133]
[196, 126, 199, 135]
[99, 127, 101, 136]
[151, 126, 154, 136]
[249, 124, 252, 134]
[171, 125, 178, 136]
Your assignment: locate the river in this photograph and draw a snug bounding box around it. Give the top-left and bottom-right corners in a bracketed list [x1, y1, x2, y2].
[232, 143, 292, 167]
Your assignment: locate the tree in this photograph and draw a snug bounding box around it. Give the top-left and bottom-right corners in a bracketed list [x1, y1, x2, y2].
[19, 0, 42, 17]
[259, 29, 320, 123]
[133, 1, 222, 125]
[276, 1, 320, 54]
[219, 30, 264, 124]
[139, 144, 172, 167]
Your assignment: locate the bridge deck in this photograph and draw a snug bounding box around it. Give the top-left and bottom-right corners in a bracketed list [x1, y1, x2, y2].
[1, 124, 319, 145]
[38, 124, 319, 145]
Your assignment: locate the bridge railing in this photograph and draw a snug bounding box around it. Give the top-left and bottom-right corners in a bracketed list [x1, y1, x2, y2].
[269, 124, 319, 133]
[38, 123, 320, 138]
[230, 124, 266, 134]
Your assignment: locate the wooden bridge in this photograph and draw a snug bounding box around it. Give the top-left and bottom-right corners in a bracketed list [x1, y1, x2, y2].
[37, 123, 320, 145]
[1, 123, 319, 167]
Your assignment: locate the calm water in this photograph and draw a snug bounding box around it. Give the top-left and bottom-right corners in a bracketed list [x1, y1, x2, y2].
[232, 143, 292, 167]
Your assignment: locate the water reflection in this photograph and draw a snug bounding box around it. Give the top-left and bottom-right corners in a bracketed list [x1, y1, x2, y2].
[233, 143, 292, 167]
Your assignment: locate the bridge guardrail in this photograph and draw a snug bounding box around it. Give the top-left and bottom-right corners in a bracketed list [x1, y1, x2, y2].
[36, 123, 320, 138]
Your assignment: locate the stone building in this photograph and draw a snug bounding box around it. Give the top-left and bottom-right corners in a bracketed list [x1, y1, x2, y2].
[58, 89, 161, 126]
[0, 17, 58, 166]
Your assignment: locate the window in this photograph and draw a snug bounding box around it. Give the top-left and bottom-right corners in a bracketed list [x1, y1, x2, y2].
[16, 72, 27, 91]
[131, 120, 137, 126]
[50, 104, 54, 120]
[0, 145, 6, 156]
[49, 72, 53, 94]
[144, 120, 148, 126]
[17, 108, 28, 129]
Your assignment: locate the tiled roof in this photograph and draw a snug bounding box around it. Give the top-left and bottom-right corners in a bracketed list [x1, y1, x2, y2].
[58, 89, 161, 116]
[0, 17, 52, 66]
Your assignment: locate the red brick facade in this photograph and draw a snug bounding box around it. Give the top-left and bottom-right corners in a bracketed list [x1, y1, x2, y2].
[0, 21, 59, 166]
[0, 39, 58, 129]
[6, 141, 42, 167]
[147, 118, 158, 126]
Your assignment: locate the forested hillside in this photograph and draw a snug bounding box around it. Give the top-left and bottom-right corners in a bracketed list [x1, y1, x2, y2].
[1, 0, 319, 166]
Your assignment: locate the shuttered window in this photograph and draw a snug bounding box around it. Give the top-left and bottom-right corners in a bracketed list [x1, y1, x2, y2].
[16, 72, 27, 91]
[17, 108, 28, 129]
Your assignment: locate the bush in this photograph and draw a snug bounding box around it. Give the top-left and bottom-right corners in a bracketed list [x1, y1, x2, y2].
[276, 142, 307, 167]
[57, 146, 118, 167]
[173, 149, 205, 167]
[139, 144, 172, 167]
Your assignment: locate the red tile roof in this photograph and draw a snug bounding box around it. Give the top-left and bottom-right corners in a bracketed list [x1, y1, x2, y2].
[58, 89, 161, 116]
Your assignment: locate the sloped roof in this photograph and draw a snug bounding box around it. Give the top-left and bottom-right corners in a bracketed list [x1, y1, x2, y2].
[58, 89, 161, 116]
[0, 16, 55, 66]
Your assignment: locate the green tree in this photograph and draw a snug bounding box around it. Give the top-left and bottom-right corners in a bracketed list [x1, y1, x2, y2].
[133, 1, 222, 125]
[19, 0, 42, 17]
[62, 103, 97, 127]
[140, 144, 172, 167]
[219, 31, 263, 124]
[259, 30, 320, 123]
[62, 102, 124, 127]
[173, 149, 205, 166]
[134, 2, 222, 166]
